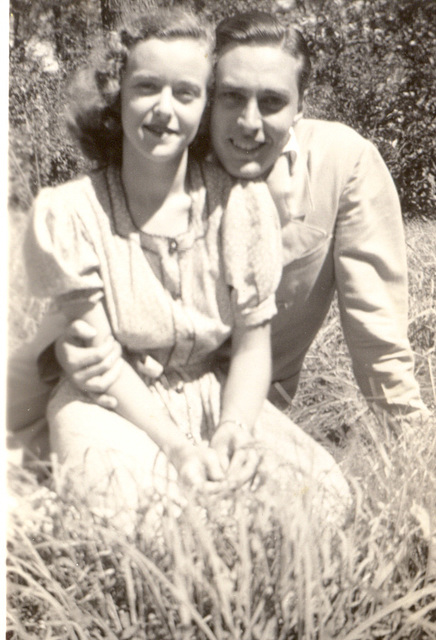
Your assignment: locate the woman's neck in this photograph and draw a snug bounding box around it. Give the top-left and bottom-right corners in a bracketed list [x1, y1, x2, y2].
[121, 146, 189, 225]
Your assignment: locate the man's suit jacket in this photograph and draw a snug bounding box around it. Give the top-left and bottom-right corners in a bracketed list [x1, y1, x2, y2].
[268, 118, 425, 416]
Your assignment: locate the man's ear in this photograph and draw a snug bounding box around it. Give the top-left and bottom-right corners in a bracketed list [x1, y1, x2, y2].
[293, 111, 303, 125]
[297, 87, 309, 116]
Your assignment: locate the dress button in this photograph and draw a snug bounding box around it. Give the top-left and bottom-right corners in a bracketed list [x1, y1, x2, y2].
[168, 239, 178, 254]
[175, 381, 184, 393]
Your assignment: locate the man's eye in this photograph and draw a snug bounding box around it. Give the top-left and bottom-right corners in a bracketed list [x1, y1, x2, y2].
[218, 91, 245, 107]
[259, 96, 288, 114]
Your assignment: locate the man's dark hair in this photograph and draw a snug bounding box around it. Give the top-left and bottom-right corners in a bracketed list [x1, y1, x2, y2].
[215, 11, 311, 108]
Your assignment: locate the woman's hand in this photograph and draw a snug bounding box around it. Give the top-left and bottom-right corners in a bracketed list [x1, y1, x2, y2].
[171, 441, 225, 490]
[211, 323, 271, 489]
[55, 319, 123, 409]
[210, 421, 261, 489]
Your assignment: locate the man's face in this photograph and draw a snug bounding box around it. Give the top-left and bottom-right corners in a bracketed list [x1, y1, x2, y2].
[211, 44, 301, 179]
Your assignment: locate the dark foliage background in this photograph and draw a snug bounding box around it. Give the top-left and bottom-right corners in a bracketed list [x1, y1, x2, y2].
[9, 0, 435, 218]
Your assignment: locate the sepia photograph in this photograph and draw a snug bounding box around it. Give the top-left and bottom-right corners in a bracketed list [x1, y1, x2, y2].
[6, 0, 436, 638]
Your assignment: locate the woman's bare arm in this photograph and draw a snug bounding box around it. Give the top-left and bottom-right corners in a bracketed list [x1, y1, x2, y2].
[210, 322, 272, 484]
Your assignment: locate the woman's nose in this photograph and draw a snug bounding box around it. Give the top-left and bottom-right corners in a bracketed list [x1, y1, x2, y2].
[154, 86, 173, 117]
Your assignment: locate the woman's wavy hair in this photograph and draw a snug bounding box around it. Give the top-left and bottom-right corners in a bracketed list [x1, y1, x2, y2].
[66, 7, 215, 166]
[215, 11, 311, 110]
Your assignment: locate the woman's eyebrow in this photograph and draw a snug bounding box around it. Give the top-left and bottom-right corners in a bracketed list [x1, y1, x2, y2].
[130, 71, 160, 81]
[176, 80, 202, 91]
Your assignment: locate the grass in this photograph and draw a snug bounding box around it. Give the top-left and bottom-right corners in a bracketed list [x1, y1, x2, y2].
[6, 215, 436, 639]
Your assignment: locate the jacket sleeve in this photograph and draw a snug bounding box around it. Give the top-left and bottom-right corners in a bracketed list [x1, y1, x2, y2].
[334, 138, 428, 418]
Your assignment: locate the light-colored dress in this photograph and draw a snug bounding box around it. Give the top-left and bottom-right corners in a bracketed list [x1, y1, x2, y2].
[25, 159, 350, 521]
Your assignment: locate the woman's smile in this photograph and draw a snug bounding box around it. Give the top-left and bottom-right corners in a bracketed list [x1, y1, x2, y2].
[143, 123, 179, 137]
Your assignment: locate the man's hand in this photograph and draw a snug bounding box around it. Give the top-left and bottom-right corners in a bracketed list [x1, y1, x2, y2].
[55, 320, 122, 409]
[210, 421, 261, 489]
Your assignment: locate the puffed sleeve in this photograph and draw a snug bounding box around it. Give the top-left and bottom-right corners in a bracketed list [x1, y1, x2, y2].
[222, 178, 282, 327]
[24, 181, 104, 310]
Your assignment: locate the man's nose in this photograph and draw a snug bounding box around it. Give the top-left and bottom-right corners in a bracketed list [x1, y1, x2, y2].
[238, 98, 262, 132]
[154, 86, 173, 117]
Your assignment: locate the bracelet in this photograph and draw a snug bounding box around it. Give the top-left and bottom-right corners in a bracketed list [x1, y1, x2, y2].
[219, 419, 250, 432]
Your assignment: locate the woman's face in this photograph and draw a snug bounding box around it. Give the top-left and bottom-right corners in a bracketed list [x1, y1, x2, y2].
[121, 37, 211, 164]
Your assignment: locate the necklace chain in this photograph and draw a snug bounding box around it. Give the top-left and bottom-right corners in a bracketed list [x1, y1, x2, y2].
[119, 168, 193, 236]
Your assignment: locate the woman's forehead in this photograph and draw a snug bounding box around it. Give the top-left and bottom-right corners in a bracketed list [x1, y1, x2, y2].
[125, 37, 212, 79]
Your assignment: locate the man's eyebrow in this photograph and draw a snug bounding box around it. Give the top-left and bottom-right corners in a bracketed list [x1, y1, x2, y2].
[216, 80, 250, 91]
[216, 82, 290, 98]
[260, 88, 291, 99]
[216, 81, 244, 91]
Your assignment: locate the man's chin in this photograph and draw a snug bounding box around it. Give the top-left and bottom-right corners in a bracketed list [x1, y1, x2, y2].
[223, 159, 271, 180]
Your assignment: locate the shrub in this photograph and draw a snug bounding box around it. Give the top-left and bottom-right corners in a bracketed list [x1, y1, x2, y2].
[8, 0, 98, 210]
[9, 45, 83, 210]
[8, 0, 435, 218]
[294, 0, 436, 219]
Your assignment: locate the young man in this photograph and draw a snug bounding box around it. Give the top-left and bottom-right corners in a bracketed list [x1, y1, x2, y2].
[8, 11, 429, 463]
[210, 12, 428, 423]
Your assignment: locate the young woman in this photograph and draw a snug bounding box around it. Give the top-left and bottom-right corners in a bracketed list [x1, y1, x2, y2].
[25, 8, 350, 520]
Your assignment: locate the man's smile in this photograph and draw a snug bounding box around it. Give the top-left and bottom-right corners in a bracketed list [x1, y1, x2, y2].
[229, 138, 265, 153]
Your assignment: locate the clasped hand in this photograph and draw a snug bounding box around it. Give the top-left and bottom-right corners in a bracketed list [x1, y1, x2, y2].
[174, 423, 260, 493]
[55, 321, 261, 490]
[210, 421, 261, 490]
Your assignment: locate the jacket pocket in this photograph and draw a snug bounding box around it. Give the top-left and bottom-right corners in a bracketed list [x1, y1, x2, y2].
[277, 221, 332, 307]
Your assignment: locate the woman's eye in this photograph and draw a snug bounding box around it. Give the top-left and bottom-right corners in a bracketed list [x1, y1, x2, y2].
[175, 90, 195, 103]
[175, 85, 201, 103]
[135, 82, 160, 95]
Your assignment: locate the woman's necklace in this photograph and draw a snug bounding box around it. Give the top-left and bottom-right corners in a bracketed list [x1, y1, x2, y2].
[120, 169, 193, 237]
